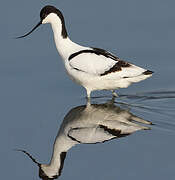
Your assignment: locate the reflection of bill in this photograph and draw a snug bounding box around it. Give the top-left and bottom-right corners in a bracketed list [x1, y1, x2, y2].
[17, 100, 152, 180]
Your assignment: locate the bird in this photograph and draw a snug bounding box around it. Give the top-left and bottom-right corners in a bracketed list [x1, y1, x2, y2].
[17, 5, 153, 98]
[16, 99, 152, 179]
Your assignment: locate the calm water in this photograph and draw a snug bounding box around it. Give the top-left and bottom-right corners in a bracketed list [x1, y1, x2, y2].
[1, 0, 175, 179]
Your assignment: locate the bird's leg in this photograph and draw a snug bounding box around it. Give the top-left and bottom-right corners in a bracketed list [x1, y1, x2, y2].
[86, 90, 92, 105]
[86, 98, 91, 107]
[106, 96, 115, 105]
[111, 90, 119, 98]
[86, 89, 91, 99]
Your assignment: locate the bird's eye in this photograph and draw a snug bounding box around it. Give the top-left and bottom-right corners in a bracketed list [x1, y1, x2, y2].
[44, 14, 47, 19]
[41, 13, 47, 20]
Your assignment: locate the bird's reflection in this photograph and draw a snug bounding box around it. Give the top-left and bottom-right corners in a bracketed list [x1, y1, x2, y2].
[17, 99, 152, 180]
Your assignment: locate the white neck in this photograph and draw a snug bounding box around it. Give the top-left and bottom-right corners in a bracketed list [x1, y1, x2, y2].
[48, 14, 85, 61]
[41, 134, 78, 178]
[49, 135, 77, 168]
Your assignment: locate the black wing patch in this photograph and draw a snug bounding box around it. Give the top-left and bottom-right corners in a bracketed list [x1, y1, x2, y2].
[68, 47, 120, 61]
[100, 60, 131, 76]
[142, 70, 154, 75]
[99, 125, 130, 138]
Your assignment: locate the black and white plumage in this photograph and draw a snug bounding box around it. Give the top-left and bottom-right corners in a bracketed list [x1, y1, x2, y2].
[17, 100, 152, 180]
[17, 5, 153, 98]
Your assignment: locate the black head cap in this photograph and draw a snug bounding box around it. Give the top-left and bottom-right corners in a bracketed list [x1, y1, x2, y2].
[40, 5, 67, 38]
[40, 6, 62, 21]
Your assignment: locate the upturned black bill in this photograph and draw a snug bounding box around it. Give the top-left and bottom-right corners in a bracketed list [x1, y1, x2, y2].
[15, 149, 41, 167]
[16, 21, 42, 39]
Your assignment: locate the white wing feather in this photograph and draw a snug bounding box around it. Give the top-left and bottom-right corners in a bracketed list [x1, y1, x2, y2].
[69, 52, 117, 75]
[113, 64, 146, 78]
[69, 49, 147, 78]
[68, 126, 115, 143]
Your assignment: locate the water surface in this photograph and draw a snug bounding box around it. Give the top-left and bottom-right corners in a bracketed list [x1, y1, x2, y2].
[1, 0, 175, 179]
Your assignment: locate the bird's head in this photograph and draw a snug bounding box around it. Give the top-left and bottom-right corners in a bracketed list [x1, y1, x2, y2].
[16, 5, 67, 39]
[16, 149, 67, 180]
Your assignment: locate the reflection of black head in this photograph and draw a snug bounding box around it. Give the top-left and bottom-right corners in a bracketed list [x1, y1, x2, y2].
[39, 151, 67, 180]
[17, 149, 67, 180]
[16, 5, 67, 39]
[39, 168, 58, 180]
